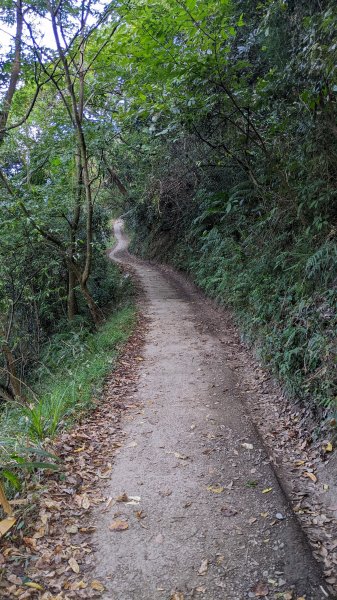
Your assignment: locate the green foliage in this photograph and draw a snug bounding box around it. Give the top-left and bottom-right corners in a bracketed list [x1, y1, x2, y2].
[24, 304, 136, 441]
[117, 0, 337, 418]
[0, 302, 136, 494]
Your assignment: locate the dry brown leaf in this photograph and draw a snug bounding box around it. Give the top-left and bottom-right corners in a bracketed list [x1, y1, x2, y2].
[303, 472, 317, 483]
[252, 581, 269, 597]
[116, 492, 129, 502]
[66, 524, 78, 534]
[82, 493, 90, 509]
[198, 558, 208, 576]
[74, 445, 86, 453]
[91, 580, 105, 591]
[206, 485, 224, 494]
[70, 580, 87, 590]
[125, 495, 141, 505]
[68, 557, 80, 573]
[23, 536, 37, 549]
[79, 526, 96, 533]
[0, 516, 16, 536]
[294, 460, 305, 467]
[24, 582, 44, 591]
[171, 593, 184, 600]
[109, 519, 129, 531]
[44, 499, 61, 510]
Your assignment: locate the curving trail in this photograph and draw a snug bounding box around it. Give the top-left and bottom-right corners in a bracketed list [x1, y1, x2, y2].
[93, 220, 328, 600]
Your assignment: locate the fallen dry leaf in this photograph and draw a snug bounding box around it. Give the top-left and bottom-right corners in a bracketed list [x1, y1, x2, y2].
[24, 582, 44, 591]
[82, 493, 90, 509]
[109, 519, 129, 531]
[206, 485, 224, 494]
[125, 496, 141, 505]
[66, 524, 78, 534]
[69, 580, 87, 590]
[324, 442, 333, 452]
[171, 593, 184, 600]
[91, 580, 105, 591]
[0, 516, 16, 536]
[198, 558, 208, 576]
[68, 557, 80, 573]
[262, 487, 272, 494]
[303, 472, 317, 483]
[116, 492, 129, 502]
[251, 580, 269, 597]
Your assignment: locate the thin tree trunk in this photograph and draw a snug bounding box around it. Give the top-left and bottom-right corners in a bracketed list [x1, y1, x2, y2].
[80, 281, 103, 325]
[67, 268, 78, 320]
[1, 340, 25, 402]
[49, 4, 100, 322]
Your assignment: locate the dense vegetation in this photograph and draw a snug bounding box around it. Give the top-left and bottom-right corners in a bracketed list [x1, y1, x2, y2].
[0, 0, 336, 490]
[120, 0, 337, 418]
[0, 0, 135, 488]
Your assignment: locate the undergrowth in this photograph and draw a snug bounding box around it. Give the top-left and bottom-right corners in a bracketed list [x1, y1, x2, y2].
[128, 199, 337, 423]
[0, 267, 136, 495]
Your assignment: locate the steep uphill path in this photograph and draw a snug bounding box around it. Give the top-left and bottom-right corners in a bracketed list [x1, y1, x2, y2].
[92, 220, 328, 600]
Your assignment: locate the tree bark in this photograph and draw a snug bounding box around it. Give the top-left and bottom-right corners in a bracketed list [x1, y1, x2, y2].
[67, 267, 78, 320]
[80, 281, 103, 326]
[1, 339, 26, 402]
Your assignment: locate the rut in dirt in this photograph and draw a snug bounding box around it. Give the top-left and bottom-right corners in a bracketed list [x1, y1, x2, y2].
[92, 220, 328, 600]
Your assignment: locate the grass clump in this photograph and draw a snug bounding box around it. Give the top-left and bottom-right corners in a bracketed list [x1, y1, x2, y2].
[27, 306, 136, 440]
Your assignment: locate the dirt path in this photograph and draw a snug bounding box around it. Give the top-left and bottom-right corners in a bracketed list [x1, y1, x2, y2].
[92, 220, 328, 600]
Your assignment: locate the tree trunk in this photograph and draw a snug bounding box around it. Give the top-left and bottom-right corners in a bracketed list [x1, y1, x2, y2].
[67, 267, 78, 320]
[1, 340, 26, 402]
[80, 281, 103, 326]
